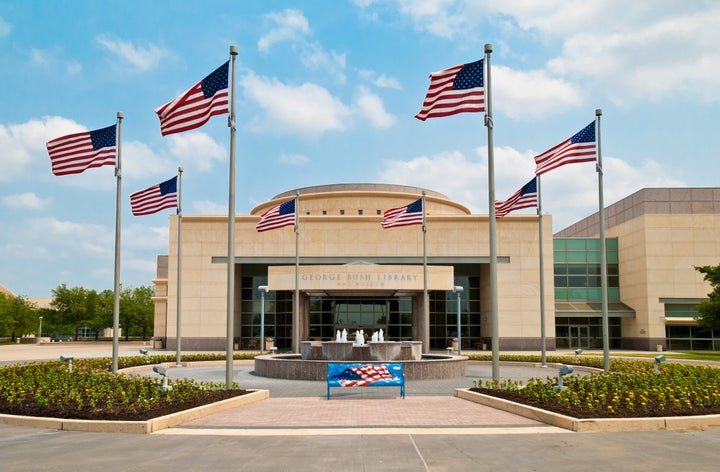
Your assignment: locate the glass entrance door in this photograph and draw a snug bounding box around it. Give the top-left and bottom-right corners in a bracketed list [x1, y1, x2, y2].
[308, 296, 413, 341]
[569, 326, 590, 348]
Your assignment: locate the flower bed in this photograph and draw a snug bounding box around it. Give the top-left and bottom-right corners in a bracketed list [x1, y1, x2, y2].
[0, 355, 251, 421]
[470, 357, 720, 418]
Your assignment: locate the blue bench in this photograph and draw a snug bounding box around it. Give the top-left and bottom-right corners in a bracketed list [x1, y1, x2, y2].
[327, 362, 405, 399]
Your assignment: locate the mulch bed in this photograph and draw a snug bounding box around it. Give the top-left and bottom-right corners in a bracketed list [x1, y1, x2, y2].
[0, 389, 251, 421]
[469, 387, 720, 419]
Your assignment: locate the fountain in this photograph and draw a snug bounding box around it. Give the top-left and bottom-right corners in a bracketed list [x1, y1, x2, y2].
[254, 330, 467, 381]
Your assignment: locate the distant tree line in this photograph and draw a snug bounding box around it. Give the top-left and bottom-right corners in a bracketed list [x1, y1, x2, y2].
[0, 284, 154, 341]
[695, 264, 720, 331]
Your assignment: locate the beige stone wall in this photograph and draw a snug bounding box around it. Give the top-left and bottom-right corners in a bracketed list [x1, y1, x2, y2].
[496, 215, 555, 342]
[154, 188, 553, 348]
[608, 213, 720, 341]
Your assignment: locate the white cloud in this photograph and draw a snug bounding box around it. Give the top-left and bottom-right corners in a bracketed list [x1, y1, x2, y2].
[25, 217, 113, 258]
[0, 116, 224, 191]
[122, 141, 172, 180]
[359, 69, 402, 89]
[384, 1, 720, 106]
[166, 132, 226, 172]
[96, 36, 169, 71]
[29, 48, 49, 65]
[258, 8, 310, 53]
[280, 153, 310, 166]
[378, 150, 486, 210]
[0, 116, 86, 181]
[396, 0, 470, 39]
[546, 8, 720, 104]
[1, 192, 49, 210]
[192, 200, 227, 214]
[26, 48, 83, 76]
[299, 44, 347, 83]
[374, 74, 402, 90]
[355, 87, 397, 128]
[494, 66, 583, 119]
[258, 9, 346, 82]
[377, 144, 687, 230]
[0, 16, 11, 36]
[66, 60, 82, 75]
[125, 223, 168, 251]
[241, 71, 351, 137]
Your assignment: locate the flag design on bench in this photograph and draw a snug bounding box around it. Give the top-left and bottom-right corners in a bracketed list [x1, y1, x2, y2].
[328, 363, 399, 387]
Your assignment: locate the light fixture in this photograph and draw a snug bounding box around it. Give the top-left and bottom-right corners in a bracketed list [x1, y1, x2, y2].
[59, 355, 74, 373]
[153, 364, 170, 391]
[574, 348, 583, 361]
[654, 354, 666, 374]
[554, 364, 574, 391]
[139, 348, 150, 363]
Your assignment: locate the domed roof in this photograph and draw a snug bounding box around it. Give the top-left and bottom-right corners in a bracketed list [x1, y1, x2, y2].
[273, 183, 449, 200]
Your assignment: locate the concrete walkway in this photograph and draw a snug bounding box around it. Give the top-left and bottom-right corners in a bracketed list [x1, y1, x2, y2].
[2, 342, 720, 471]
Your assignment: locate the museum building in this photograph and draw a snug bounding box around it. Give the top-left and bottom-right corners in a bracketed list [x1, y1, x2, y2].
[151, 184, 720, 352]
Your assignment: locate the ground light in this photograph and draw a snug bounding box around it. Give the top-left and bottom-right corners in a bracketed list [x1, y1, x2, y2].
[654, 354, 666, 374]
[554, 365, 573, 391]
[574, 348, 583, 361]
[59, 355, 73, 373]
[139, 349, 150, 363]
[153, 365, 170, 391]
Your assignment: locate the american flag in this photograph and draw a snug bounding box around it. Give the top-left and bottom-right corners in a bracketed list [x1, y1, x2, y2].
[130, 176, 178, 216]
[415, 60, 485, 121]
[256, 198, 296, 232]
[329, 364, 399, 387]
[381, 198, 423, 229]
[495, 177, 538, 218]
[46, 124, 116, 176]
[155, 61, 229, 136]
[534, 122, 597, 176]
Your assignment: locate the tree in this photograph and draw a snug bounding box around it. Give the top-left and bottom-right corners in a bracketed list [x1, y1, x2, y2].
[119, 286, 154, 340]
[0, 293, 39, 339]
[47, 283, 154, 340]
[695, 264, 720, 330]
[51, 284, 112, 339]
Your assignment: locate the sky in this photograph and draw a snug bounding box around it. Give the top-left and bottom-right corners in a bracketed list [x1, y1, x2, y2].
[1, 0, 719, 298]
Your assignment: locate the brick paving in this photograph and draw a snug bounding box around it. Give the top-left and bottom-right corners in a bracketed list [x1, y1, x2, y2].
[179, 396, 547, 429]
[0, 343, 578, 434]
[159, 361, 568, 434]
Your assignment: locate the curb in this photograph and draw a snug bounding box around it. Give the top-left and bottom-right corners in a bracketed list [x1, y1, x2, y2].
[455, 388, 720, 432]
[0, 389, 269, 434]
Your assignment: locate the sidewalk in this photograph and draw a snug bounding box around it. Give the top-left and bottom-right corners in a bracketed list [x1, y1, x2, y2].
[2, 342, 720, 471]
[0, 341, 577, 434]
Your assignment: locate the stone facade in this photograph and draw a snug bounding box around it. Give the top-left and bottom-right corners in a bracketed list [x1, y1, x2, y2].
[153, 184, 555, 351]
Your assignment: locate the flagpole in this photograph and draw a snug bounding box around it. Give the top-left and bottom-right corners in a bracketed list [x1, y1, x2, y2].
[111, 112, 123, 373]
[483, 44, 500, 380]
[294, 192, 300, 353]
[537, 176, 547, 367]
[175, 167, 183, 366]
[596, 108, 610, 372]
[421, 192, 428, 354]
[225, 46, 238, 389]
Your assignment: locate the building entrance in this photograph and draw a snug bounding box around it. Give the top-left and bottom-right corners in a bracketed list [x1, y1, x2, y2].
[569, 325, 590, 348]
[308, 295, 414, 341]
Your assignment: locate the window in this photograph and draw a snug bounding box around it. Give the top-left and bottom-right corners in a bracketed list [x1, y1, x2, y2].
[553, 238, 620, 301]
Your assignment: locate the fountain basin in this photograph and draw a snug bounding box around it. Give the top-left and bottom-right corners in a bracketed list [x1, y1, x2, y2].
[253, 353, 467, 381]
[300, 340, 422, 362]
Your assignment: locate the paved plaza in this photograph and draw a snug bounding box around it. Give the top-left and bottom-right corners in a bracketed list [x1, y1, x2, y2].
[1, 341, 719, 471]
